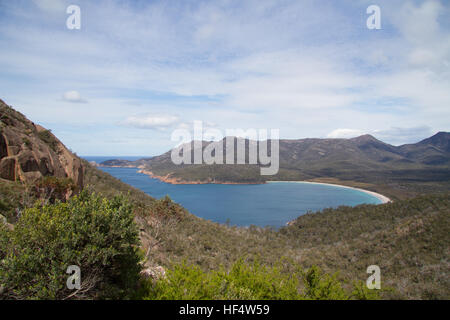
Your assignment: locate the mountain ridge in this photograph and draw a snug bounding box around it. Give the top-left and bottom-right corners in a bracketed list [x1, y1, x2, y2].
[100, 132, 450, 191]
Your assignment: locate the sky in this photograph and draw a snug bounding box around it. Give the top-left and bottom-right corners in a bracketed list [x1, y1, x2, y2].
[0, 0, 449, 156]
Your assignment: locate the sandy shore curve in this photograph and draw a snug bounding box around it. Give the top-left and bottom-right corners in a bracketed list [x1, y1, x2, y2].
[267, 181, 391, 204]
[131, 168, 392, 204]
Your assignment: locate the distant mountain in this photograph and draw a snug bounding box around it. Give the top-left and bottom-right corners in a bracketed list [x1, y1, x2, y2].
[99, 159, 134, 167]
[99, 157, 153, 167]
[277, 134, 408, 171]
[398, 132, 450, 165]
[104, 132, 450, 186]
[419, 131, 450, 152]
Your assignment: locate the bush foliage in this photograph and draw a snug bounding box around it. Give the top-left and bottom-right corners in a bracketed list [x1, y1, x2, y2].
[140, 259, 379, 300]
[32, 176, 78, 203]
[37, 129, 59, 152]
[0, 191, 141, 299]
[0, 160, 447, 300]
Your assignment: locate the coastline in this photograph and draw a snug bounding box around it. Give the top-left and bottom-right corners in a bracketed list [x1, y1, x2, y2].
[267, 181, 391, 204]
[101, 165, 391, 203]
[137, 169, 261, 185]
[98, 164, 138, 168]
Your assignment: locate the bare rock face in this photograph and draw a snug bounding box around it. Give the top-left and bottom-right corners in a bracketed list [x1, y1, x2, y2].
[140, 266, 166, 280]
[0, 133, 7, 158]
[0, 213, 13, 230]
[0, 99, 84, 189]
[0, 157, 16, 180]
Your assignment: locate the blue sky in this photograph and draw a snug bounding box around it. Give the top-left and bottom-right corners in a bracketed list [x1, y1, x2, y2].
[0, 0, 449, 156]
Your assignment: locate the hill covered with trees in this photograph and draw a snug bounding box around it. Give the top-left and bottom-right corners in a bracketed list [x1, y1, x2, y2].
[101, 133, 450, 199]
[0, 100, 449, 299]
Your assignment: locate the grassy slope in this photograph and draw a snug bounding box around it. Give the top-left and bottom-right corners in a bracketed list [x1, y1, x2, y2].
[1, 160, 448, 299]
[82, 162, 450, 299]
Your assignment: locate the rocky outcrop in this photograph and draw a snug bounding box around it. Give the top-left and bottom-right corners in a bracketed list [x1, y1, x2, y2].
[0, 133, 7, 159]
[0, 157, 16, 181]
[140, 266, 166, 280]
[0, 213, 13, 230]
[0, 99, 84, 189]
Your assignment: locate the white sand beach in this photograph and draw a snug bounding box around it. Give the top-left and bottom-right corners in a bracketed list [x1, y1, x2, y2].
[267, 181, 391, 204]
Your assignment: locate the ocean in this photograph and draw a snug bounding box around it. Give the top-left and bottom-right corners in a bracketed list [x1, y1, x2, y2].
[83, 156, 381, 228]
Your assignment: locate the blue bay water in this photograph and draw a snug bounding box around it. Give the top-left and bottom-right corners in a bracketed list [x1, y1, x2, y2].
[83, 156, 382, 228]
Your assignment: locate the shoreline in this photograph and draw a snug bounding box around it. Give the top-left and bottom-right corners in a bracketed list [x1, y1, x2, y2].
[97, 163, 138, 168]
[137, 169, 261, 185]
[267, 181, 391, 204]
[101, 165, 391, 203]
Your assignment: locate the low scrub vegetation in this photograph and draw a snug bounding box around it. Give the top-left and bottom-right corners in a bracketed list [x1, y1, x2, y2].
[140, 259, 379, 300]
[0, 191, 141, 299]
[138, 192, 449, 299]
[0, 161, 448, 300]
[33, 176, 78, 203]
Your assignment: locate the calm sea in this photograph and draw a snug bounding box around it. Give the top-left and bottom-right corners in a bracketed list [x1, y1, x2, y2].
[83, 156, 381, 228]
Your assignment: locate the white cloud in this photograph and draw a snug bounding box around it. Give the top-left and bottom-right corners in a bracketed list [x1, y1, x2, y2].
[326, 129, 366, 139]
[176, 120, 220, 137]
[372, 126, 433, 145]
[327, 126, 433, 145]
[408, 49, 438, 67]
[122, 114, 180, 130]
[32, 0, 66, 13]
[62, 91, 87, 103]
[0, 0, 448, 155]
[393, 0, 443, 45]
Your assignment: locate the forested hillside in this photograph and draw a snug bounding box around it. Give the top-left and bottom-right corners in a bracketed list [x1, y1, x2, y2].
[0, 101, 449, 299]
[102, 134, 450, 199]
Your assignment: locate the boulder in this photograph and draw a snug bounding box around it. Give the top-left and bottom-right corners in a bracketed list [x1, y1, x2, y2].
[0, 214, 13, 231]
[0, 134, 7, 159]
[140, 266, 166, 280]
[0, 100, 84, 188]
[18, 151, 40, 173]
[0, 157, 16, 181]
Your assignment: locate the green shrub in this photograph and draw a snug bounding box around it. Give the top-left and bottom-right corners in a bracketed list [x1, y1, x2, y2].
[37, 130, 58, 152]
[301, 265, 347, 299]
[22, 137, 32, 148]
[350, 281, 384, 300]
[0, 191, 141, 299]
[33, 176, 78, 203]
[148, 195, 186, 220]
[0, 199, 10, 214]
[0, 181, 31, 222]
[141, 259, 379, 300]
